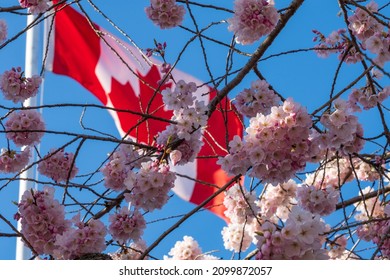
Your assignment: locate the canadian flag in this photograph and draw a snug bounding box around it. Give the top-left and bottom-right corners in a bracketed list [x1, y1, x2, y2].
[45, 2, 243, 220]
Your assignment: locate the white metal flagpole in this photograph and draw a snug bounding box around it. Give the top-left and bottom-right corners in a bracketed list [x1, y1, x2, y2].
[15, 13, 41, 260]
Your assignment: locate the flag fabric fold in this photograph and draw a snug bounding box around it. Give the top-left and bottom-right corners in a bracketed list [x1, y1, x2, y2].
[45, 2, 243, 220]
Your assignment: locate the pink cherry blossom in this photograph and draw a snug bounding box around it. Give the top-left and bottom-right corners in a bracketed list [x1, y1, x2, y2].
[0, 67, 42, 103]
[19, 0, 50, 14]
[145, 0, 186, 29]
[223, 183, 258, 224]
[108, 207, 146, 244]
[221, 223, 252, 253]
[124, 160, 176, 212]
[16, 186, 71, 255]
[53, 214, 107, 260]
[297, 184, 339, 216]
[219, 98, 315, 184]
[101, 143, 147, 191]
[0, 147, 31, 173]
[38, 148, 78, 182]
[5, 109, 45, 147]
[228, 0, 280, 45]
[109, 240, 149, 260]
[234, 79, 281, 118]
[164, 235, 217, 260]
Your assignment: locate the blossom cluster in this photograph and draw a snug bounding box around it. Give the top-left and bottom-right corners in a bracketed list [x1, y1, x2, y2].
[348, 1, 390, 66]
[124, 160, 176, 212]
[38, 149, 78, 182]
[297, 184, 339, 216]
[158, 80, 206, 165]
[16, 186, 71, 255]
[110, 240, 149, 260]
[354, 187, 390, 258]
[228, 0, 280, 45]
[234, 79, 281, 118]
[255, 207, 328, 260]
[313, 29, 362, 63]
[5, 109, 45, 147]
[221, 184, 258, 253]
[348, 86, 390, 111]
[53, 215, 107, 260]
[108, 207, 146, 244]
[164, 235, 218, 260]
[218, 98, 314, 184]
[258, 180, 297, 221]
[222, 222, 253, 253]
[314, 1, 390, 66]
[145, 0, 185, 29]
[319, 99, 364, 156]
[19, 0, 50, 14]
[305, 157, 353, 189]
[327, 235, 348, 259]
[0, 147, 31, 173]
[0, 19, 7, 44]
[223, 183, 258, 224]
[101, 143, 146, 191]
[0, 67, 42, 103]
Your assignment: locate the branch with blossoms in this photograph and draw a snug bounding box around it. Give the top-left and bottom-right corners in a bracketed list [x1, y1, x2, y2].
[0, 0, 390, 261]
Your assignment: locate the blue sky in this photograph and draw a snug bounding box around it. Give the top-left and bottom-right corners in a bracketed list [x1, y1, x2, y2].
[0, 0, 389, 260]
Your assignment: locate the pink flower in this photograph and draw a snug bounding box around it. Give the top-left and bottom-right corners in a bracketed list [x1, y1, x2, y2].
[145, 0, 186, 29]
[17, 186, 71, 255]
[108, 207, 146, 244]
[38, 148, 79, 182]
[0, 67, 42, 103]
[0, 147, 31, 173]
[101, 143, 146, 191]
[235, 79, 281, 117]
[19, 0, 50, 14]
[53, 214, 107, 260]
[5, 109, 45, 147]
[228, 0, 280, 45]
[124, 160, 176, 211]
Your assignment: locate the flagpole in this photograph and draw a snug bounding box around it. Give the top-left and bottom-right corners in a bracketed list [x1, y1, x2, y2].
[15, 13, 40, 261]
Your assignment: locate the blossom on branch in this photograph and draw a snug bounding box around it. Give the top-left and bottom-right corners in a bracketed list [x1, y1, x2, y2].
[145, 0, 186, 29]
[5, 109, 45, 147]
[38, 148, 78, 183]
[228, 0, 280, 45]
[0, 67, 42, 103]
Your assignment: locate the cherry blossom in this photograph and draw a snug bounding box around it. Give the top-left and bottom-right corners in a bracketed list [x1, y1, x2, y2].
[223, 183, 258, 224]
[319, 99, 365, 156]
[124, 160, 176, 211]
[53, 214, 107, 260]
[164, 235, 218, 260]
[101, 143, 146, 191]
[228, 0, 280, 45]
[108, 207, 146, 244]
[258, 180, 297, 221]
[145, 0, 186, 29]
[222, 222, 253, 253]
[109, 240, 149, 260]
[0, 147, 31, 173]
[297, 184, 339, 216]
[219, 98, 315, 184]
[234, 79, 281, 118]
[255, 206, 328, 259]
[38, 149, 78, 182]
[19, 0, 50, 14]
[16, 186, 71, 255]
[5, 109, 45, 147]
[0, 67, 42, 103]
